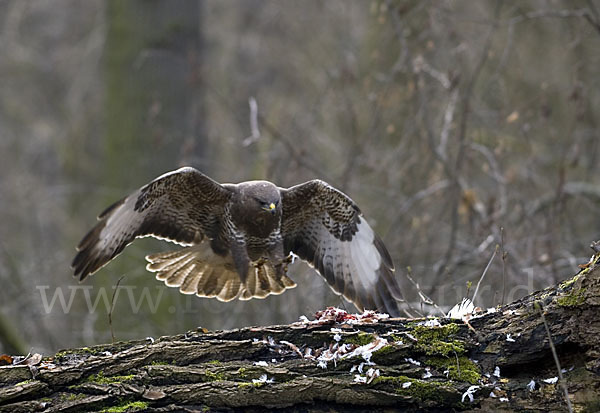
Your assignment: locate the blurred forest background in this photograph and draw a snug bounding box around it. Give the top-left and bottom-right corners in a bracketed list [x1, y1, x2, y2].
[1, 0, 599, 355]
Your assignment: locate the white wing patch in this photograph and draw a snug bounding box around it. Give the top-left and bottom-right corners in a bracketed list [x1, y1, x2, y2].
[99, 189, 193, 254]
[349, 219, 380, 288]
[304, 217, 383, 307]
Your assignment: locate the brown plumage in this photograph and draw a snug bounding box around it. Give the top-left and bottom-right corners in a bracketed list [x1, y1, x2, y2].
[72, 167, 406, 316]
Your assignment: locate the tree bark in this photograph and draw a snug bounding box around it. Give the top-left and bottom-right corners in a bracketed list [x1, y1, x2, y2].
[2, 248, 600, 412]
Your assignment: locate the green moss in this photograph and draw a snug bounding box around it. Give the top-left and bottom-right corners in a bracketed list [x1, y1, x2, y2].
[86, 371, 135, 385]
[559, 273, 582, 290]
[150, 360, 169, 366]
[55, 347, 98, 360]
[101, 400, 149, 413]
[371, 344, 402, 363]
[204, 370, 225, 382]
[373, 375, 458, 404]
[426, 356, 481, 384]
[373, 345, 396, 356]
[556, 288, 586, 307]
[62, 393, 88, 402]
[207, 360, 222, 365]
[345, 332, 375, 346]
[411, 324, 465, 356]
[235, 380, 266, 388]
[15, 379, 34, 386]
[237, 367, 248, 378]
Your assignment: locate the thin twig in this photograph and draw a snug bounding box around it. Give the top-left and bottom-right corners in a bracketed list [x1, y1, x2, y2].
[242, 97, 261, 146]
[500, 227, 507, 306]
[454, 351, 461, 380]
[109, 275, 126, 343]
[472, 245, 499, 307]
[436, 1, 502, 280]
[404, 267, 444, 317]
[536, 302, 573, 413]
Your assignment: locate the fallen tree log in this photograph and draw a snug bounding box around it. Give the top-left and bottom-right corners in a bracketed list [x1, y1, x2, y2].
[2, 247, 600, 412]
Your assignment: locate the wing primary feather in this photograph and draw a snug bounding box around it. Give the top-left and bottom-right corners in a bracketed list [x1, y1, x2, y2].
[281, 179, 406, 315]
[72, 167, 231, 281]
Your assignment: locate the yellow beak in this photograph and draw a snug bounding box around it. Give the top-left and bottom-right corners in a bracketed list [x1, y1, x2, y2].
[263, 203, 276, 213]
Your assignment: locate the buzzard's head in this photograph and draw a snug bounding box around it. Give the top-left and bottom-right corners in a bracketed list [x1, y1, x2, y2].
[232, 181, 282, 236]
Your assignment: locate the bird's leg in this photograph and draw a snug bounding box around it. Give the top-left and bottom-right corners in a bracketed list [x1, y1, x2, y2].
[230, 241, 250, 284]
[281, 254, 293, 273]
[267, 242, 289, 277]
[272, 254, 294, 278]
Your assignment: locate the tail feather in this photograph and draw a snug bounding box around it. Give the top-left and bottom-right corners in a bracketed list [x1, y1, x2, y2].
[145, 243, 296, 302]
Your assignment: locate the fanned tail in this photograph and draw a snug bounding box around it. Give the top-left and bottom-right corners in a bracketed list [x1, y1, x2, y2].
[145, 244, 296, 301]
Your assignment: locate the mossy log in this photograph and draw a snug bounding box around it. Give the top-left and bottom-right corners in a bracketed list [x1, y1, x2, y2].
[2, 250, 600, 412]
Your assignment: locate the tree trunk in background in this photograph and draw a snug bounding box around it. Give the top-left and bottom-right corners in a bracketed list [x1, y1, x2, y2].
[104, 0, 205, 187]
[2, 249, 599, 412]
[86, 0, 207, 342]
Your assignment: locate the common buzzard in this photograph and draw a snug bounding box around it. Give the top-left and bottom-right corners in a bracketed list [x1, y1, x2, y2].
[72, 167, 406, 316]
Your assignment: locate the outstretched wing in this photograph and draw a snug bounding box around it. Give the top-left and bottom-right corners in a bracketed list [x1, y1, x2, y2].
[72, 167, 232, 281]
[280, 180, 405, 316]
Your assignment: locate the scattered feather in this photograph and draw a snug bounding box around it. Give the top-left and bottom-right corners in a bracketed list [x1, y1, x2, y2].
[543, 377, 558, 384]
[493, 366, 501, 378]
[462, 385, 480, 403]
[405, 357, 421, 366]
[25, 353, 42, 367]
[253, 361, 268, 367]
[402, 381, 412, 388]
[252, 374, 274, 385]
[343, 336, 388, 364]
[422, 368, 432, 379]
[506, 334, 515, 342]
[333, 333, 342, 342]
[499, 397, 509, 402]
[527, 379, 536, 391]
[404, 333, 417, 342]
[448, 298, 475, 320]
[354, 374, 367, 383]
[418, 318, 442, 327]
[366, 368, 380, 384]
